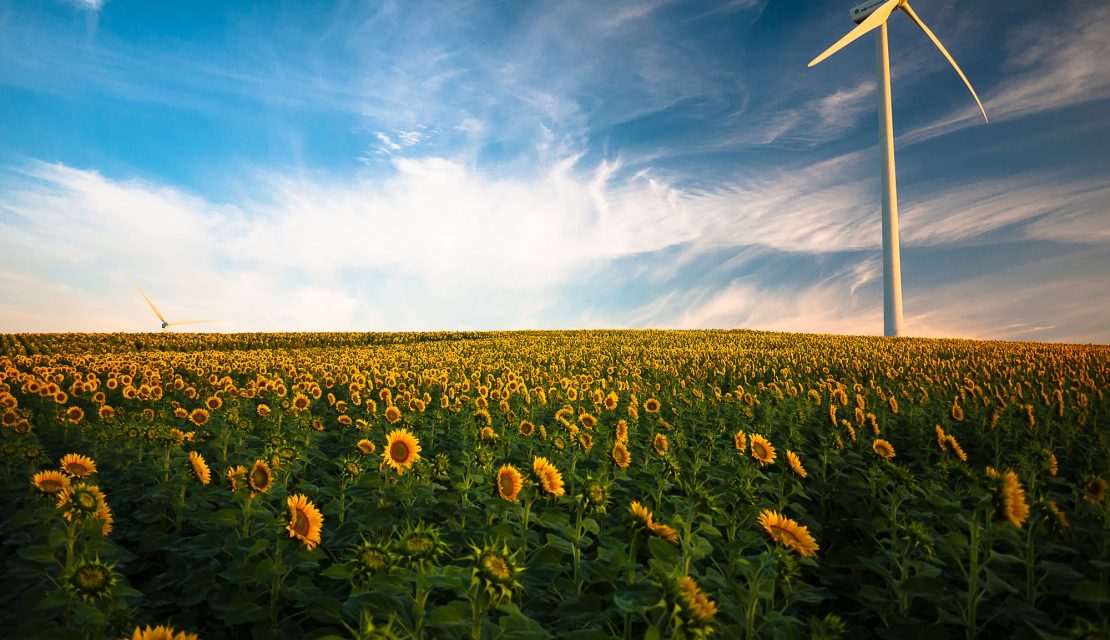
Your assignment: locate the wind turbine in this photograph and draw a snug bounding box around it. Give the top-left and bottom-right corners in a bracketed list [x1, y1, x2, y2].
[809, 0, 988, 336]
[135, 286, 216, 331]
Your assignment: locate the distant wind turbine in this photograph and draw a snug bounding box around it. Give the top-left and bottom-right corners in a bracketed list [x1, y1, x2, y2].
[808, 0, 988, 336]
[135, 286, 216, 331]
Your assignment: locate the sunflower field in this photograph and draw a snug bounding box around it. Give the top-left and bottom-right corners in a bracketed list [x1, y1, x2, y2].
[0, 330, 1107, 639]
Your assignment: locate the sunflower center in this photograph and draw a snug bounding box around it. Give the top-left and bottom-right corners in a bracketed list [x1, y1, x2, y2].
[76, 492, 98, 510]
[498, 473, 516, 496]
[73, 566, 109, 592]
[251, 467, 270, 489]
[292, 509, 310, 536]
[390, 441, 410, 462]
[67, 463, 88, 475]
[483, 555, 511, 581]
[42, 479, 63, 492]
[770, 525, 800, 546]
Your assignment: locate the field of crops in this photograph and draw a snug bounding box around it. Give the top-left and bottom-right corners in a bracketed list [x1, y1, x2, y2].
[0, 330, 1107, 639]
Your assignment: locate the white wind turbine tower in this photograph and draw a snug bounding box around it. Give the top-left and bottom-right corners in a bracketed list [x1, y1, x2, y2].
[809, 0, 988, 336]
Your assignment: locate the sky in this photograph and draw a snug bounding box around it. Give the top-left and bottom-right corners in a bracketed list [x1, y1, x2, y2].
[1, 0, 1108, 342]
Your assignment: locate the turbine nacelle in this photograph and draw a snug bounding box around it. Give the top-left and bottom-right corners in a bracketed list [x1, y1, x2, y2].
[851, 0, 894, 24]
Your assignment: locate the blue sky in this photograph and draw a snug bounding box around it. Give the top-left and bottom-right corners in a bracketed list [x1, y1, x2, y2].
[1, 0, 1108, 341]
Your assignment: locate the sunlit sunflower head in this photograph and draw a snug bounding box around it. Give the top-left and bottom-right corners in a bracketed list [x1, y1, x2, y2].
[611, 442, 631, 469]
[65, 406, 84, 424]
[127, 624, 200, 640]
[206, 395, 222, 411]
[57, 483, 111, 531]
[496, 464, 524, 502]
[579, 413, 597, 430]
[64, 557, 117, 604]
[995, 469, 1029, 528]
[382, 428, 421, 475]
[98, 405, 114, 420]
[676, 575, 718, 630]
[32, 470, 71, 495]
[249, 459, 273, 495]
[786, 450, 807, 478]
[629, 500, 653, 526]
[650, 521, 680, 544]
[643, 398, 661, 413]
[532, 457, 565, 497]
[174, 407, 188, 420]
[750, 434, 776, 466]
[384, 405, 402, 424]
[872, 439, 896, 460]
[577, 432, 594, 452]
[518, 420, 535, 436]
[286, 493, 324, 550]
[60, 453, 97, 478]
[356, 438, 376, 455]
[480, 426, 498, 440]
[615, 420, 629, 443]
[469, 542, 524, 604]
[257, 404, 271, 418]
[733, 430, 747, 453]
[653, 433, 668, 456]
[758, 509, 819, 557]
[188, 451, 211, 485]
[189, 408, 209, 427]
[292, 393, 311, 412]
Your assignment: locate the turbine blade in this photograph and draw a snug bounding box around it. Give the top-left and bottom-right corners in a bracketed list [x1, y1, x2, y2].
[808, 0, 899, 67]
[900, 1, 988, 123]
[134, 285, 167, 324]
[165, 320, 217, 326]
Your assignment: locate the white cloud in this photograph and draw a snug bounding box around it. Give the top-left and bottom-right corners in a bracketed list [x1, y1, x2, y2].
[60, 0, 104, 10]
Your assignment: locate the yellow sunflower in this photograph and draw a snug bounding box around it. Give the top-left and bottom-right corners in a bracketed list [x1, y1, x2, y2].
[249, 459, 273, 495]
[532, 456, 565, 497]
[226, 465, 246, 491]
[750, 434, 776, 466]
[1000, 470, 1029, 528]
[206, 395, 222, 411]
[611, 442, 631, 469]
[786, 450, 807, 478]
[189, 408, 209, 427]
[733, 430, 747, 453]
[758, 509, 819, 557]
[292, 393, 311, 412]
[615, 420, 628, 444]
[872, 439, 896, 460]
[384, 405, 402, 424]
[653, 433, 668, 456]
[496, 464, 523, 502]
[65, 406, 84, 424]
[127, 624, 200, 640]
[382, 428, 421, 475]
[60, 453, 97, 478]
[32, 470, 71, 494]
[257, 404, 271, 418]
[643, 398, 661, 413]
[356, 439, 376, 455]
[188, 451, 211, 485]
[518, 420, 535, 437]
[677, 575, 718, 627]
[286, 493, 324, 550]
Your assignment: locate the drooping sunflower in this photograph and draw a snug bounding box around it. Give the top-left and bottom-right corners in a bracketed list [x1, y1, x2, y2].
[750, 434, 776, 466]
[611, 442, 631, 469]
[382, 428, 421, 474]
[872, 439, 896, 460]
[249, 459, 273, 495]
[286, 493, 324, 550]
[653, 433, 668, 456]
[356, 438, 376, 455]
[496, 464, 523, 502]
[532, 456, 565, 497]
[999, 469, 1030, 528]
[188, 451, 211, 485]
[127, 624, 200, 640]
[33, 470, 71, 494]
[676, 575, 718, 629]
[758, 509, 819, 557]
[189, 408, 209, 427]
[384, 405, 402, 424]
[786, 450, 807, 478]
[733, 430, 747, 453]
[60, 453, 97, 478]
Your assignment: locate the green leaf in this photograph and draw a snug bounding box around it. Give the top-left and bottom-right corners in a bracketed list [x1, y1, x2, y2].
[1070, 581, 1110, 604]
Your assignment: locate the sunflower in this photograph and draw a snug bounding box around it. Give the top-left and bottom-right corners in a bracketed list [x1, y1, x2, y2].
[286, 493, 324, 550]
[356, 439, 376, 455]
[1043, 450, 1058, 477]
[733, 430, 747, 453]
[604, 392, 619, 411]
[946, 435, 967, 462]
[578, 432, 594, 452]
[643, 398, 661, 413]
[935, 425, 948, 451]
[206, 395, 222, 411]
[189, 408, 209, 427]
[257, 404, 271, 418]
[786, 450, 807, 478]
[249, 459, 273, 495]
[226, 465, 246, 491]
[653, 433, 668, 456]
[60, 453, 97, 477]
[629, 500, 678, 544]
[127, 624, 199, 640]
[872, 439, 896, 460]
[98, 405, 114, 420]
[354, 542, 393, 578]
[677, 575, 718, 628]
[615, 420, 628, 444]
[188, 451, 211, 485]
[174, 407, 188, 420]
[758, 509, 819, 557]
[57, 483, 113, 535]
[1085, 477, 1108, 505]
[65, 406, 84, 424]
[382, 428, 421, 475]
[750, 434, 776, 466]
[611, 442, 631, 469]
[480, 426, 498, 440]
[32, 470, 70, 494]
[518, 420, 535, 437]
[64, 557, 117, 604]
[384, 405, 402, 424]
[496, 464, 523, 502]
[532, 457, 565, 497]
[999, 470, 1029, 528]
